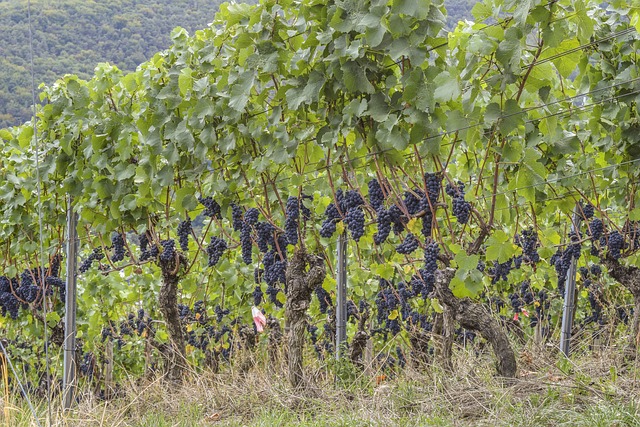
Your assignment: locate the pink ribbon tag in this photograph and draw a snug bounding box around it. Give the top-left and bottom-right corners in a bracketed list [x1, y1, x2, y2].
[252, 306, 267, 333]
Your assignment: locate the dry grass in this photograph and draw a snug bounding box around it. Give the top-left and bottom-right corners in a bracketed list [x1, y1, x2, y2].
[3, 340, 640, 426]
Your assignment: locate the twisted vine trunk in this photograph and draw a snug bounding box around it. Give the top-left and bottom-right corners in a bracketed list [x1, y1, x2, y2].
[603, 257, 640, 353]
[158, 252, 187, 382]
[350, 308, 370, 368]
[434, 268, 517, 378]
[285, 248, 326, 389]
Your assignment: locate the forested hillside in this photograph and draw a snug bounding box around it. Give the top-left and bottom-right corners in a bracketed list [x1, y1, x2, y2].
[0, 0, 225, 128]
[0, 0, 474, 128]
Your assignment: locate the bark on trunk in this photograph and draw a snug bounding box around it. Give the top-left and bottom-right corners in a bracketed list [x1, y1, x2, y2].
[434, 268, 517, 378]
[433, 309, 454, 371]
[350, 306, 370, 367]
[603, 257, 640, 354]
[158, 251, 187, 381]
[284, 248, 326, 389]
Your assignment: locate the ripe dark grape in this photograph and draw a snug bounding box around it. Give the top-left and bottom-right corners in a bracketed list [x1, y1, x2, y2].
[79, 248, 104, 273]
[388, 205, 404, 235]
[421, 212, 433, 238]
[368, 179, 385, 211]
[284, 196, 299, 245]
[588, 218, 603, 240]
[266, 285, 283, 308]
[445, 181, 464, 197]
[520, 281, 534, 304]
[451, 196, 471, 224]
[344, 207, 365, 241]
[509, 293, 523, 314]
[241, 222, 253, 265]
[342, 190, 364, 211]
[590, 264, 602, 276]
[424, 172, 442, 206]
[607, 231, 625, 260]
[264, 259, 286, 286]
[423, 242, 439, 275]
[489, 259, 513, 284]
[206, 237, 227, 266]
[373, 208, 392, 244]
[49, 254, 62, 277]
[517, 228, 540, 264]
[159, 239, 176, 263]
[214, 305, 230, 323]
[320, 203, 341, 238]
[231, 204, 244, 231]
[177, 217, 192, 252]
[244, 208, 260, 226]
[0, 291, 19, 319]
[476, 260, 486, 272]
[583, 203, 594, 219]
[255, 222, 275, 253]
[396, 233, 419, 254]
[315, 286, 332, 314]
[403, 189, 424, 215]
[199, 197, 221, 219]
[111, 232, 126, 262]
[253, 285, 263, 306]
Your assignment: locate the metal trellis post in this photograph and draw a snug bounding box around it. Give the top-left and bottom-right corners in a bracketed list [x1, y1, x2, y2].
[560, 204, 582, 357]
[335, 232, 347, 360]
[63, 196, 79, 410]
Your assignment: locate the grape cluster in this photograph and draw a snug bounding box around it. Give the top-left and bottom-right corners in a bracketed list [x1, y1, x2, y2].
[231, 203, 244, 231]
[0, 279, 20, 319]
[284, 196, 299, 245]
[344, 206, 365, 241]
[253, 285, 263, 306]
[266, 285, 283, 308]
[159, 239, 176, 263]
[583, 203, 594, 219]
[255, 222, 275, 253]
[403, 189, 424, 215]
[79, 248, 105, 273]
[49, 254, 62, 277]
[373, 208, 392, 244]
[315, 285, 332, 314]
[177, 217, 192, 252]
[199, 196, 222, 218]
[396, 233, 419, 254]
[588, 218, 603, 240]
[320, 203, 340, 238]
[422, 241, 439, 293]
[421, 212, 433, 239]
[424, 172, 442, 207]
[206, 237, 227, 266]
[261, 250, 287, 287]
[607, 231, 625, 260]
[389, 205, 405, 235]
[241, 222, 253, 265]
[516, 228, 540, 264]
[111, 232, 126, 262]
[489, 259, 513, 284]
[452, 196, 471, 224]
[244, 208, 260, 226]
[520, 281, 534, 304]
[368, 179, 385, 211]
[46, 276, 65, 300]
[446, 180, 470, 224]
[214, 305, 230, 323]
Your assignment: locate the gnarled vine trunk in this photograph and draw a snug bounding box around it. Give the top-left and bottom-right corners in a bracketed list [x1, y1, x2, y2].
[603, 257, 640, 354]
[434, 268, 517, 378]
[158, 252, 188, 381]
[284, 248, 326, 388]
